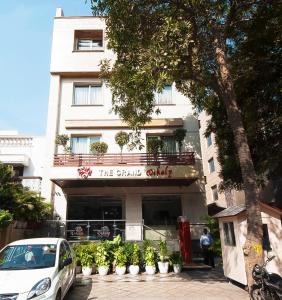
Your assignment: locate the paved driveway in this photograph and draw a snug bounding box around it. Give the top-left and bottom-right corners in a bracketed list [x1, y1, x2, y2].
[65, 269, 249, 300]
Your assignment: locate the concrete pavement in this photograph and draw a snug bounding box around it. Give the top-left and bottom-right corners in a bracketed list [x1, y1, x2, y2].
[65, 269, 249, 300]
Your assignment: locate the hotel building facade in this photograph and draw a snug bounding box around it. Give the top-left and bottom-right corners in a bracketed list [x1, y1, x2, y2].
[41, 9, 207, 244]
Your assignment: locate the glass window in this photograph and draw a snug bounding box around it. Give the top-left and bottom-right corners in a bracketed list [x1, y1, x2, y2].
[142, 195, 181, 226]
[147, 135, 176, 153]
[71, 136, 100, 154]
[223, 222, 236, 246]
[208, 157, 215, 173]
[59, 243, 67, 269]
[211, 185, 218, 201]
[74, 85, 103, 105]
[77, 39, 103, 50]
[154, 85, 172, 105]
[75, 30, 103, 51]
[207, 134, 212, 147]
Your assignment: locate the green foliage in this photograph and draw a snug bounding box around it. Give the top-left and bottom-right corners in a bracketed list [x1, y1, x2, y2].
[169, 251, 183, 266]
[115, 131, 129, 153]
[124, 242, 140, 266]
[173, 129, 187, 153]
[146, 138, 163, 156]
[95, 242, 110, 268]
[144, 246, 157, 267]
[201, 215, 222, 257]
[113, 245, 127, 267]
[0, 210, 13, 229]
[76, 242, 96, 268]
[90, 141, 108, 155]
[158, 240, 168, 262]
[0, 163, 52, 222]
[55, 134, 71, 154]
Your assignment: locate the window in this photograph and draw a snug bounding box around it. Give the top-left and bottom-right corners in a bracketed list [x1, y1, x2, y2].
[208, 157, 215, 173]
[71, 136, 100, 154]
[147, 135, 176, 153]
[75, 30, 103, 51]
[73, 84, 103, 105]
[154, 85, 172, 105]
[211, 185, 218, 201]
[206, 134, 212, 147]
[223, 222, 236, 246]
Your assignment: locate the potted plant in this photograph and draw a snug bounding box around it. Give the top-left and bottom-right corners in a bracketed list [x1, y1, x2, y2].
[80, 243, 96, 276]
[173, 128, 187, 153]
[128, 243, 140, 275]
[144, 246, 157, 275]
[169, 251, 183, 273]
[55, 134, 71, 154]
[115, 131, 129, 163]
[147, 138, 163, 163]
[157, 240, 169, 274]
[90, 141, 108, 163]
[72, 243, 82, 274]
[114, 246, 127, 275]
[95, 242, 110, 276]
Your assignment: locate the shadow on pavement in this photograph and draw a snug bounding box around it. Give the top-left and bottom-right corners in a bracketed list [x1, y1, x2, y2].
[65, 277, 93, 300]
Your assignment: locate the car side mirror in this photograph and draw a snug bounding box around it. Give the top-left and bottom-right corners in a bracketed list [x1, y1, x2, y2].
[63, 257, 72, 267]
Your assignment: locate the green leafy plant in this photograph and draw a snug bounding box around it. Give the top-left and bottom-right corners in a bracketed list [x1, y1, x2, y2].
[114, 246, 127, 267]
[79, 243, 96, 268]
[144, 246, 157, 267]
[147, 139, 163, 160]
[0, 209, 13, 230]
[158, 240, 168, 262]
[90, 141, 108, 156]
[174, 128, 187, 153]
[169, 251, 183, 266]
[115, 131, 129, 154]
[95, 242, 110, 268]
[131, 243, 141, 266]
[55, 134, 71, 154]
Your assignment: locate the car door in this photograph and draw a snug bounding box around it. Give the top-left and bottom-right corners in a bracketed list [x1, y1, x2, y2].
[63, 241, 74, 292]
[58, 242, 68, 297]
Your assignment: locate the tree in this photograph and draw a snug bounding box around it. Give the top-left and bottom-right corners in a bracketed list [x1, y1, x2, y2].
[91, 0, 278, 288]
[115, 131, 129, 154]
[173, 128, 187, 153]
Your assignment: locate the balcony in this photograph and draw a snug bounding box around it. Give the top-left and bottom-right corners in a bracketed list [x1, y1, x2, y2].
[53, 152, 195, 167]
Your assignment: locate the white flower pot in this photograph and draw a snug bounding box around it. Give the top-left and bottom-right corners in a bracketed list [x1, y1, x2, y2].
[173, 264, 182, 274]
[82, 266, 92, 276]
[158, 261, 169, 274]
[145, 265, 156, 275]
[98, 266, 109, 276]
[116, 266, 126, 275]
[129, 265, 139, 275]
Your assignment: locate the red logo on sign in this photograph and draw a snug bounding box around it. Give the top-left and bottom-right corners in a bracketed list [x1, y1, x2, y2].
[78, 167, 92, 179]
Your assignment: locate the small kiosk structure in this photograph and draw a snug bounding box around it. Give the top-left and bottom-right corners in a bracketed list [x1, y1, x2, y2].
[214, 202, 282, 285]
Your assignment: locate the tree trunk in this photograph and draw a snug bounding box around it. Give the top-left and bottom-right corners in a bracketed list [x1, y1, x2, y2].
[215, 42, 264, 290]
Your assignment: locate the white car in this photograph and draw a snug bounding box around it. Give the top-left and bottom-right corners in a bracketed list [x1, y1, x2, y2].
[0, 238, 76, 300]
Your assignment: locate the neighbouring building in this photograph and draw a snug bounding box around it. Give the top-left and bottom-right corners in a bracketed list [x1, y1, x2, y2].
[41, 8, 207, 247]
[0, 131, 45, 193]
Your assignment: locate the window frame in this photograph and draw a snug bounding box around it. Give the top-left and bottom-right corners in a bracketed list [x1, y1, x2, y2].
[146, 134, 177, 154]
[211, 185, 218, 201]
[70, 135, 101, 154]
[208, 157, 215, 173]
[154, 85, 173, 105]
[73, 83, 104, 106]
[206, 133, 212, 147]
[74, 30, 104, 52]
[223, 222, 236, 246]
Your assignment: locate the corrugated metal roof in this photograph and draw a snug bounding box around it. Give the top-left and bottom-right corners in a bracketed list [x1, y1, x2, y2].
[213, 204, 246, 218]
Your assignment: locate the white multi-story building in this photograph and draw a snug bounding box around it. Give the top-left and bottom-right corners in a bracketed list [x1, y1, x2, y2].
[41, 8, 207, 243]
[0, 131, 45, 193]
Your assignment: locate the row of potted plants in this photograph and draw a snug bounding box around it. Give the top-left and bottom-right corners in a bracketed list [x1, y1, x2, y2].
[72, 237, 183, 276]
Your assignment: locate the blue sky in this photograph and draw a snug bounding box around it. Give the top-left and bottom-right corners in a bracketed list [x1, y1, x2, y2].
[0, 0, 92, 136]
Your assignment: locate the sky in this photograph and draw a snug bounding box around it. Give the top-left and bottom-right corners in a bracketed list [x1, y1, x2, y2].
[0, 0, 93, 136]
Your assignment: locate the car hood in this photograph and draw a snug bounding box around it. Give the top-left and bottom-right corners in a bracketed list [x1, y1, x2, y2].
[0, 268, 56, 294]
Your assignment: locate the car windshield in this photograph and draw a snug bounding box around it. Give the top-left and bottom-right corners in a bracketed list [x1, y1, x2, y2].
[0, 244, 57, 270]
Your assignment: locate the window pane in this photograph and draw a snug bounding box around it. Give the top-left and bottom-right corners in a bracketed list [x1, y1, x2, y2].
[162, 136, 176, 153]
[74, 86, 89, 105]
[71, 137, 88, 154]
[223, 222, 236, 246]
[89, 86, 102, 104]
[155, 85, 172, 104]
[207, 134, 212, 147]
[211, 185, 218, 201]
[208, 158, 215, 173]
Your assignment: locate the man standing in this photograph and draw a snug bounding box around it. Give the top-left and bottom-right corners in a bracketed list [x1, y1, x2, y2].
[200, 228, 215, 268]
